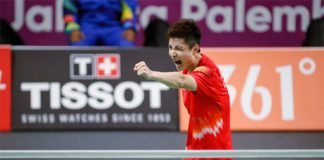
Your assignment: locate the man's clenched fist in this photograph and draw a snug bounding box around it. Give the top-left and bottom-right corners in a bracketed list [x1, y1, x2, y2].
[134, 61, 153, 80]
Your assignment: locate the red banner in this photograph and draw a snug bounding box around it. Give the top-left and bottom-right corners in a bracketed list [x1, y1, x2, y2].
[0, 45, 11, 131]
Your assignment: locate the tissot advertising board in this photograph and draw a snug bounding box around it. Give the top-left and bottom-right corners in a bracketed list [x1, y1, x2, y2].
[12, 47, 178, 130]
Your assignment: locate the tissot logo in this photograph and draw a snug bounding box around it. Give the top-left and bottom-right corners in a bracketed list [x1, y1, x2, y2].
[70, 54, 120, 79]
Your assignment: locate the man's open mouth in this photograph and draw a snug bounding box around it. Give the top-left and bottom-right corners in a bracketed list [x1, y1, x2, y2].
[174, 60, 182, 65]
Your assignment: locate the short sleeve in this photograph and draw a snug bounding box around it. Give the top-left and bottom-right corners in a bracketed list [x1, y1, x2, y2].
[189, 66, 214, 96]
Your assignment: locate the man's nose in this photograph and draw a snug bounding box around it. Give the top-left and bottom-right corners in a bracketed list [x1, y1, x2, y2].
[170, 49, 177, 57]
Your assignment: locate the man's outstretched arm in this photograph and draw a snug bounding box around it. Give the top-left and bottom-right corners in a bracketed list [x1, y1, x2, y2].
[134, 61, 197, 91]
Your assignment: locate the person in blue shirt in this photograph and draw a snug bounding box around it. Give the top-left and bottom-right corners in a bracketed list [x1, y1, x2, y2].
[63, 0, 137, 46]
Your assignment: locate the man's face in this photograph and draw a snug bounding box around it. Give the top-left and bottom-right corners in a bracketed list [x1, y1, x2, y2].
[168, 38, 194, 71]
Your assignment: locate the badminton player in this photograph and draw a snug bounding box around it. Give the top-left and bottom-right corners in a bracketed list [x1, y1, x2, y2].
[134, 19, 232, 160]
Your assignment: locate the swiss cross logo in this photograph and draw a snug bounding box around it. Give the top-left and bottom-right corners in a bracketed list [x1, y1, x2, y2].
[96, 54, 120, 79]
[70, 54, 120, 79]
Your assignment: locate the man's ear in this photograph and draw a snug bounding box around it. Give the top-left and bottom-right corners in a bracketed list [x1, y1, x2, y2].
[193, 44, 200, 54]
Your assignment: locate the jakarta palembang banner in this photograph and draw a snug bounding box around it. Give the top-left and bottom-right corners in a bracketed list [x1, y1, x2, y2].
[11, 47, 178, 130]
[180, 47, 324, 131]
[0, 0, 323, 46]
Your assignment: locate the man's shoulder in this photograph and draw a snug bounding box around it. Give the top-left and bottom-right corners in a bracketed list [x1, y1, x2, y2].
[192, 66, 213, 79]
[193, 66, 209, 73]
[200, 53, 218, 68]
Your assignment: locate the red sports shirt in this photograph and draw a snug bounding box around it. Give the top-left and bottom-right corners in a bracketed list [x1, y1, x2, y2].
[182, 54, 232, 160]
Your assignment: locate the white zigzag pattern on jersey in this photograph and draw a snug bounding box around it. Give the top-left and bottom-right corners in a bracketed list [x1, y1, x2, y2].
[193, 119, 223, 140]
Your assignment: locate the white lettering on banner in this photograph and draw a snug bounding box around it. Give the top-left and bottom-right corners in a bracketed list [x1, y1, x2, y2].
[139, 5, 168, 28]
[20, 112, 172, 124]
[147, 113, 171, 123]
[219, 60, 317, 121]
[218, 65, 236, 106]
[21, 82, 50, 109]
[219, 58, 317, 121]
[61, 82, 87, 110]
[11, 0, 64, 32]
[299, 57, 316, 75]
[313, 0, 324, 19]
[180, 0, 323, 33]
[26, 5, 52, 32]
[58, 113, 108, 124]
[246, 6, 271, 33]
[9, 0, 324, 33]
[55, 0, 64, 32]
[182, 0, 207, 21]
[21, 113, 55, 124]
[74, 57, 92, 76]
[235, 0, 245, 32]
[0, 70, 6, 90]
[273, 6, 309, 32]
[206, 6, 233, 32]
[20, 113, 112, 124]
[20, 81, 170, 110]
[88, 82, 114, 110]
[50, 82, 60, 109]
[114, 81, 144, 109]
[11, 0, 24, 31]
[276, 65, 294, 121]
[111, 113, 144, 123]
[141, 82, 169, 109]
[241, 65, 272, 121]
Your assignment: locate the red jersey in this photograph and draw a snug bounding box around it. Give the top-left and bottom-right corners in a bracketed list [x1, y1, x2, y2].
[182, 54, 232, 160]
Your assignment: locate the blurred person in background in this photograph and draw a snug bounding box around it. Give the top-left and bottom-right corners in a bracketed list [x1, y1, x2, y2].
[63, 0, 137, 46]
[0, 18, 24, 45]
[144, 18, 169, 47]
[303, 18, 324, 47]
[134, 19, 232, 160]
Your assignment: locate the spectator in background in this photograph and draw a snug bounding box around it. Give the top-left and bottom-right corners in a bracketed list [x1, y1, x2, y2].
[0, 18, 24, 45]
[303, 18, 324, 47]
[63, 0, 137, 46]
[144, 18, 169, 47]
